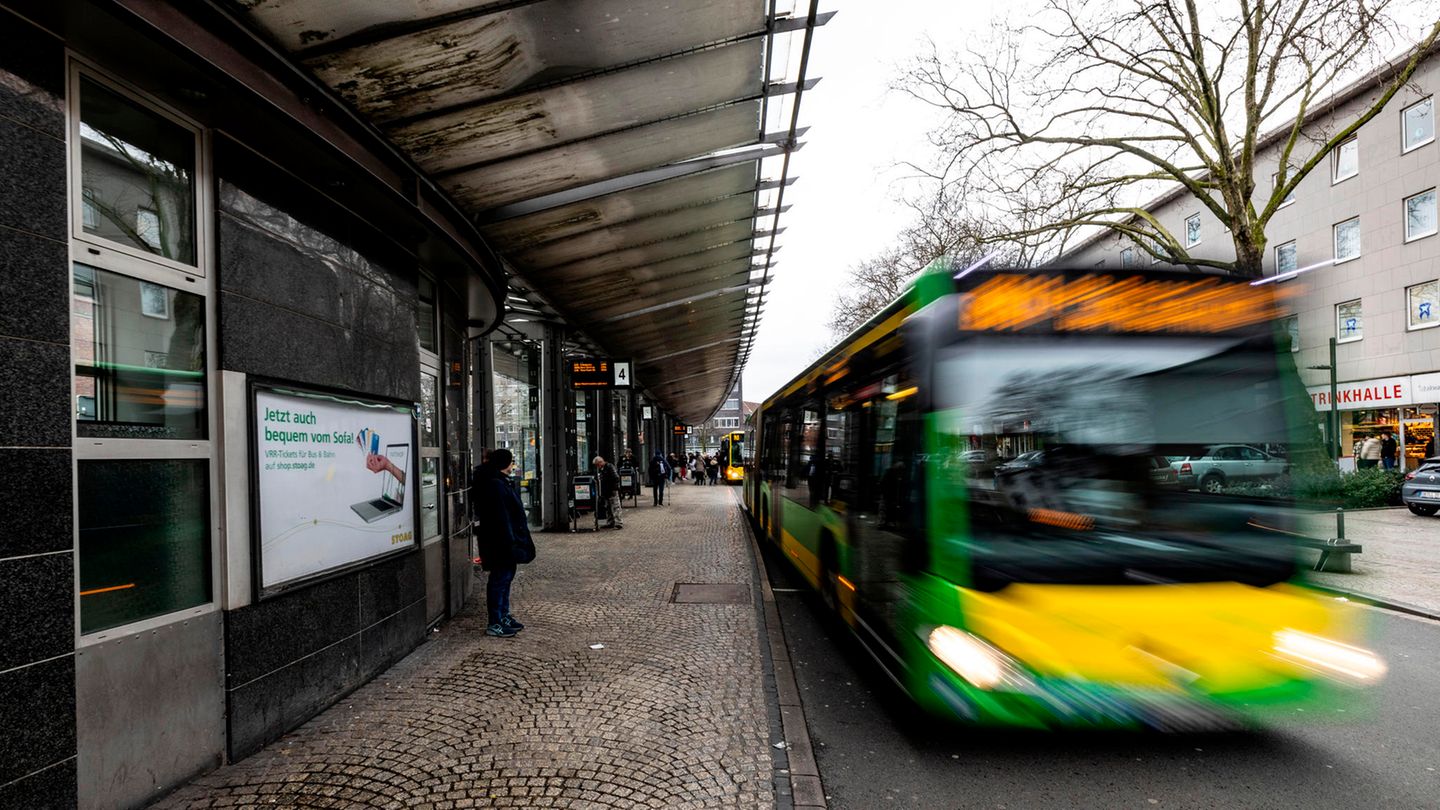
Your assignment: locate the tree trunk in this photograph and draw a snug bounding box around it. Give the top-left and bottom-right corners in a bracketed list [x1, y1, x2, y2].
[1232, 234, 1265, 278]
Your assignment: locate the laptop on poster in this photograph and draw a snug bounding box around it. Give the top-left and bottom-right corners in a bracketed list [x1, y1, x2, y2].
[350, 444, 408, 523]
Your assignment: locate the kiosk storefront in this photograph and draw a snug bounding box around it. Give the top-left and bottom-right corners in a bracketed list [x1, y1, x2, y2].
[1308, 375, 1439, 470]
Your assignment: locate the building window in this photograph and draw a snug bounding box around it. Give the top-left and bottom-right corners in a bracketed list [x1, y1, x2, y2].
[72, 264, 206, 439]
[1407, 281, 1439, 330]
[1120, 247, 1136, 268]
[1405, 189, 1438, 242]
[1333, 217, 1361, 262]
[77, 75, 197, 265]
[1332, 138, 1358, 183]
[77, 459, 212, 634]
[1336, 299, 1363, 343]
[1272, 170, 1295, 206]
[1403, 97, 1434, 152]
[1280, 315, 1300, 352]
[1185, 214, 1201, 247]
[1275, 241, 1297, 275]
[417, 275, 437, 354]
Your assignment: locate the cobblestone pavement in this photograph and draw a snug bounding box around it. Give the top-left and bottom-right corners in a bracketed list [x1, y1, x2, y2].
[1297, 507, 1440, 615]
[159, 484, 776, 809]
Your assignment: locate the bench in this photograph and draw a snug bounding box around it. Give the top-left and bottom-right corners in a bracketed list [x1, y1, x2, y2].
[1294, 536, 1364, 574]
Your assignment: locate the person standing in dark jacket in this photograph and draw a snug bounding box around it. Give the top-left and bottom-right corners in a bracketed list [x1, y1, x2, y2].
[1381, 431, 1398, 470]
[648, 451, 668, 506]
[595, 455, 624, 528]
[474, 448, 535, 637]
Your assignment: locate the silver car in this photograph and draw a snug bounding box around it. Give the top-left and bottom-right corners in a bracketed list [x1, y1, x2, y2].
[1402, 459, 1440, 516]
[1172, 444, 1288, 493]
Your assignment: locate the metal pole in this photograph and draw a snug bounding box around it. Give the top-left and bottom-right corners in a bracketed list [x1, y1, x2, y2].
[1329, 337, 1339, 461]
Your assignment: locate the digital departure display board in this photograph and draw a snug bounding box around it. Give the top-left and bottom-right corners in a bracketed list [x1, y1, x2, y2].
[569, 358, 631, 389]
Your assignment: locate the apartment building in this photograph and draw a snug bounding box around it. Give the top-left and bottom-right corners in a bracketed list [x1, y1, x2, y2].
[1062, 50, 1440, 471]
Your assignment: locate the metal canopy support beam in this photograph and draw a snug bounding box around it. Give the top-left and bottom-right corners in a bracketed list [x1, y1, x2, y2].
[771, 10, 838, 33]
[598, 282, 760, 323]
[638, 337, 743, 365]
[482, 144, 786, 222]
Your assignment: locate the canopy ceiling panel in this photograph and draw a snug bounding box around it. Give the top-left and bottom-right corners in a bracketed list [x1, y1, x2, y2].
[388, 41, 765, 173]
[482, 163, 759, 252]
[234, 0, 817, 424]
[441, 103, 760, 211]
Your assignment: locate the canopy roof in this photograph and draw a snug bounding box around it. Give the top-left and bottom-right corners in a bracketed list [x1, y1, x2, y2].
[235, 0, 826, 423]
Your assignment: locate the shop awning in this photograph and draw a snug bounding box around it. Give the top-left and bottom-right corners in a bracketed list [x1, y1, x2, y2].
[233, 0, 828, 423]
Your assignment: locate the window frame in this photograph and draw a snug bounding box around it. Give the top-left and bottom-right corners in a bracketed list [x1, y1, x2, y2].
[1404, 188, 1438, 243]
[67, 61, 221, 645]
[1274, 240, 1297, 275]
[1331, 137, 1359, 184]
[1184, 214, 1202, 248]
[1402, 96, 1435, 154]
[1335, 298, 1364, 344]
[1406, 280, 1440, 332]
[67, 61, 207, 278]
[1119, 246, 1136, 268]
[1280, 313, 1300, 353]
[1271, 170, 1296, 207]
[1333, 216, 1361, 264]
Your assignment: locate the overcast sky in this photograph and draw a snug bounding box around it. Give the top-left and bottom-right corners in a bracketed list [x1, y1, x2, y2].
[740, 1, 993, 402]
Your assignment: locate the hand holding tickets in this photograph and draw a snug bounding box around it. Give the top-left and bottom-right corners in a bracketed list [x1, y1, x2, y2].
[358, 428, 405, 484]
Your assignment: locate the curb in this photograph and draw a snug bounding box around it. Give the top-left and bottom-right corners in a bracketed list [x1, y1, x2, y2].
[1309, 584, 1440, 622]
[736, 490, 827, 809]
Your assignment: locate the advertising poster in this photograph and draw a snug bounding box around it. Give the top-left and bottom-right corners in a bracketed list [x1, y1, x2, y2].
[254, 385, 416, 593]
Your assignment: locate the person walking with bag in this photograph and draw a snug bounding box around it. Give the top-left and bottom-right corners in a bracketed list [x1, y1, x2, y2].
[649, 450, 669, 506]
[474, 448, 536, 638]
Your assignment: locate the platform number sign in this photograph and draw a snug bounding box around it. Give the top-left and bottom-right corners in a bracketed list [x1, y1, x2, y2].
[569, 358, 633, 389]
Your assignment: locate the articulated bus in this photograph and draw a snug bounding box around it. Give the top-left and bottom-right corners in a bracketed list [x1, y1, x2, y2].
[719, 431, 746, 484]
[744, 264, 1384, 729]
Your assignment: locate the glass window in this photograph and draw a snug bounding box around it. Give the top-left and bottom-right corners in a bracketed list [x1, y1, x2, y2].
[1332, 138, 1358, 182]
[1120, 247, 1136, 268]
[1280, 314, 1300, 352]
[420, 371, 439, 447]
[1407, 281, 1439, 330]
[1405, 189, 1437, 242]
[420, 457, 440, 541]
[78, 76, 196, 264]
[1334, 217, 1361, 262]
[72, 264, 206, 439]
[418, 275, 437, 354]
[1272, 171, 1295, 206]
[78, 459, 211, 634]
[1337, 299, 1363, 342]
[1185, 215, 1201, 247]
[1403, 97, 1434, 152]
[1275, 241, 1297, 275]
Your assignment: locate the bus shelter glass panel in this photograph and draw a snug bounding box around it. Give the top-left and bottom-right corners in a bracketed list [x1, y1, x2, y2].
[420, 371, 441, 542]
[73, 264, 206, 439]
[78, 459, 211, 634]
[492, 338, 542, 525]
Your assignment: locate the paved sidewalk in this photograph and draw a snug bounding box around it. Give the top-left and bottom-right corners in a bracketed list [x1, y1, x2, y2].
[1299, 507, 1440, 617]
[159, 484, 778, 809]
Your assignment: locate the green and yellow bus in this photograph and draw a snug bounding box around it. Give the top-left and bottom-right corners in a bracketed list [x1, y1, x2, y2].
[719, 431, 746, 484]
[744, 264, 1384, 729]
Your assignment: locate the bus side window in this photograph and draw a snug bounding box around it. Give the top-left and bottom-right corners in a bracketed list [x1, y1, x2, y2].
[825, 400, 858, 505]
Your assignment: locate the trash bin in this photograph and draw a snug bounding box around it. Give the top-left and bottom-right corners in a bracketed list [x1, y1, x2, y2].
[569, 474, 600, 532]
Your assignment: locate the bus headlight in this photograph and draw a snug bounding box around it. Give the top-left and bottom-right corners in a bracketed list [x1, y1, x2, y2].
[1272, 629, 1387, 684]
[926, 626, 1032, 690]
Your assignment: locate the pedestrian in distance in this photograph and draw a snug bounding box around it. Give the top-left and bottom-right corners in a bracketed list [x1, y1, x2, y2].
[1358, 434, 1382, 469]
[691, 454, 704, 485]
[707, 454, 720, 485]
[1380, 431, 1398, 470]
[595, 455, 624, 528]
[649, 451, 668, 506]
[667, 452, 680, 483]
[473, 448, 536, 638]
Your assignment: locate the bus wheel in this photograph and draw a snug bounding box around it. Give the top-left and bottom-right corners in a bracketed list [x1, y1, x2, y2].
[819, 535, 839, 612]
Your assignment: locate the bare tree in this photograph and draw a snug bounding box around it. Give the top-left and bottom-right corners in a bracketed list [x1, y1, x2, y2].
[827, 199, 1033, 340]
[902, 0, 1440, 276]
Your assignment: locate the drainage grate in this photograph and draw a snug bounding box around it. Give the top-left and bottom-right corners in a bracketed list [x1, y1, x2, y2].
[671, 583, 750, 604]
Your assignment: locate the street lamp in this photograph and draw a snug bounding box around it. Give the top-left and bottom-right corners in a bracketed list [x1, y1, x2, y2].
[1306, 336, 1339, 461]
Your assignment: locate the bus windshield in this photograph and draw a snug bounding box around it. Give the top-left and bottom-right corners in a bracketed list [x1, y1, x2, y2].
[933, 334, 1311, 590]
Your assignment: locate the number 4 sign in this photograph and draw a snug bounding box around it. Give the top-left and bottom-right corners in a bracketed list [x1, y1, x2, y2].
[613, 362, 631, 388]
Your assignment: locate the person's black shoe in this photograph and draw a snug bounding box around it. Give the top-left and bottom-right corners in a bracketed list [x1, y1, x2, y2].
[501, 615, 524, 631]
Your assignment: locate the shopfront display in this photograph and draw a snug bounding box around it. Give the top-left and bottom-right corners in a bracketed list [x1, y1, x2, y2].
[1309, 375, 1440, 470]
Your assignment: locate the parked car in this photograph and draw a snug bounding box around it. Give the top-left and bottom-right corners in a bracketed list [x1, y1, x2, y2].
[1148, 454, 1182, 489]
[1171, 444, 1288, 493]
[993, 450, 1045, 477]
[1402, 457, 1440, 516]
